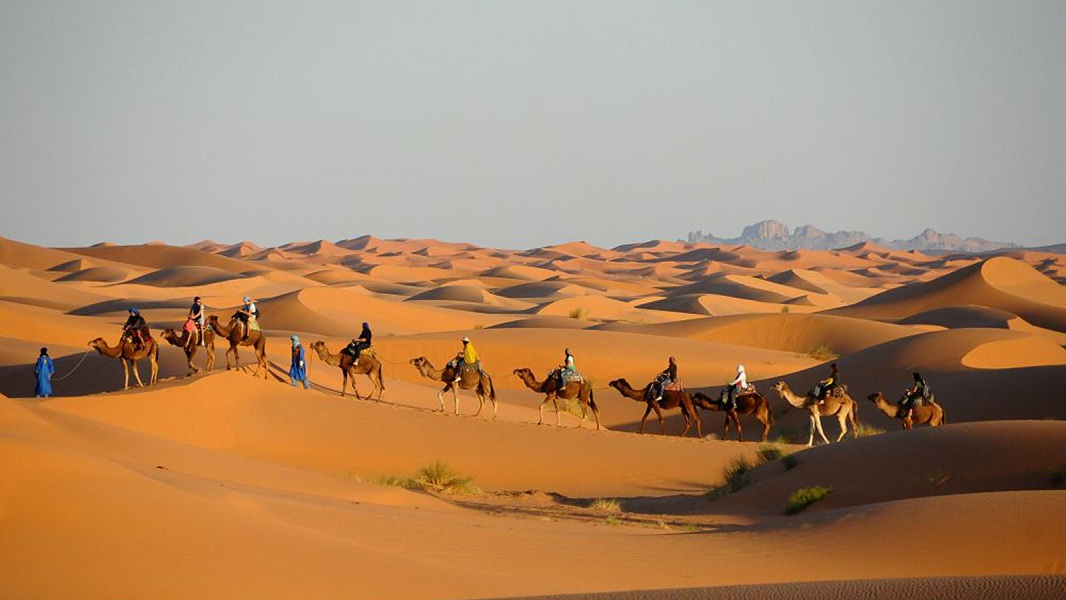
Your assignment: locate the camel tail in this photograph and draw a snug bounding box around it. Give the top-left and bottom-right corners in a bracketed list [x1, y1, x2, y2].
[487, 374, 496, 401]
[377, 361, 385, 391]
[588, 388, 598, 413]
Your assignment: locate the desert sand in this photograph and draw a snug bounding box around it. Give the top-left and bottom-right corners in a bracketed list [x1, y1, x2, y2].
[1, 235, 1064, 599]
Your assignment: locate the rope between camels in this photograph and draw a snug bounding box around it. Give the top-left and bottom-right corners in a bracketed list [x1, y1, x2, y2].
[50, 351, 92, 382]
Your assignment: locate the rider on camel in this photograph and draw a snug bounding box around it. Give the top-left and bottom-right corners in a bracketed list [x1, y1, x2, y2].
[343, 322, 372, 358]
[651, 356, 678, 403]
[725, 364, 747, 411]
[815, 363, 840, 401]
[450, 337, 483, 382]
[236, 296, 259, 340]
[900, 372, 930, 421]
[122, 307, 150, 350]
[188, 296, 206, 347]
[556, 348, 576, 390]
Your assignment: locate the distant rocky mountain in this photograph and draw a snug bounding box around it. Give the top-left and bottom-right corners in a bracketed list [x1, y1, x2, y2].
[685, 220, 1017, 253]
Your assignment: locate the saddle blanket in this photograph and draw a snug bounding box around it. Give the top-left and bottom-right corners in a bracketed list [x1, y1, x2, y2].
[663, 380, 684, 392]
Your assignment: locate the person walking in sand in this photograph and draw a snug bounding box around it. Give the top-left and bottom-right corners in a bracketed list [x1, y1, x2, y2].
[35, 347, 54, 398]
[289, 335, 310, 389]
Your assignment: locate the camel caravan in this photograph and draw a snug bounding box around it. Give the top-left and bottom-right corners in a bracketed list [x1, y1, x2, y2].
[82, 300, 945, 445]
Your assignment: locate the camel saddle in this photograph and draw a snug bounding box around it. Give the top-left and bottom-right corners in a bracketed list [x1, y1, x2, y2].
[557, 368, 583, 385]
[663, 380, 684, 393]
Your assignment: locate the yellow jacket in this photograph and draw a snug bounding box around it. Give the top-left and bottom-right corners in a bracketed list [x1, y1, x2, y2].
[463, 343, 480, 363]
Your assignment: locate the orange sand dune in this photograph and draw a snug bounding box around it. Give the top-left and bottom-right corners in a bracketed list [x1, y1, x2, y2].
[833, 257, 1066, 332]
[607, 313, 934, 355]
[67, 242, 254, 273]
[1, 235, 1063, 599]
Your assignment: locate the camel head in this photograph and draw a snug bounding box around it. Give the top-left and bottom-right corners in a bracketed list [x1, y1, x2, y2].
[88, 337, 103, 348]
[512, 368, 534, 380]
[409, 357, 427, 368]
[771, 381, 787, 394]
[309, 341, 327, 353]
[868, 392, 885, 403]
[608, 378, 628, 391]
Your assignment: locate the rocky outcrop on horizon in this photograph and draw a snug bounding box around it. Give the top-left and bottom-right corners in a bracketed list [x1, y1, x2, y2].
[686, 220, 1017, 253]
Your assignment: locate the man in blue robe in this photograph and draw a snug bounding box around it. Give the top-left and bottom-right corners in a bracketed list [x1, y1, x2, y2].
[35, 347, 54, 397]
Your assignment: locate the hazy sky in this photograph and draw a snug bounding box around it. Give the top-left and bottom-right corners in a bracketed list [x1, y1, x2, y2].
[2, 1, 1064, 250]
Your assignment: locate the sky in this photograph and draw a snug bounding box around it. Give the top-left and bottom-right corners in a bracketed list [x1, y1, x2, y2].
[2, 1, 1064, 250]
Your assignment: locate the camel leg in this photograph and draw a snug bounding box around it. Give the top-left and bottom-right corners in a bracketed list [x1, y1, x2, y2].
[693, 408, 702, 438]
[206, 345, 215, 372]
[679, 412, 691, 438]
[652, 403, 665, 435]
[122, 359, 130, 390]
[150, 355, 158, 385]
[733, 413, 743, 442]
[576, 400, 587, 429]
[349, 369, 362, 399]
[640, 405, 653, 434]
[836, 413, 848, 442]
[815, 412, 830, 445]
[341, 371, 349, 397]
[538, 397, 551, 425]
[554, 395, 562, 427]
[761, 416, 771, 442]
[807, 414, 816, 446]
[452, 385, 460, 415]
[474, 390, 485, 417]
[131, 359, 145, 388]
[437, 386, 447, 412]
[722, 415, 730, 439]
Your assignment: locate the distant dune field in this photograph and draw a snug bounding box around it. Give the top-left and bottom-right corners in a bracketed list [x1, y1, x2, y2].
[1, 234, 1063, 600]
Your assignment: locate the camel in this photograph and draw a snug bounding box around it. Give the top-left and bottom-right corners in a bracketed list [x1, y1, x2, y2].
[513, 367, 601, 430]
[607, 378, 702, 437]
[309, 341, 384, 399]
[868, 392, 946, 429]
[88, 335, 159, 390]
[206, 314, 268, 378]
[691, 389, 774, 442]
[408, 356, 497, 417]
[160, 326, 215, 374]
[771, 381, 859, 446]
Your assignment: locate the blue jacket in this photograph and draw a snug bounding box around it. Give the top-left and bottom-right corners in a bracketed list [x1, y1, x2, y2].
[35, 356, 54, 396]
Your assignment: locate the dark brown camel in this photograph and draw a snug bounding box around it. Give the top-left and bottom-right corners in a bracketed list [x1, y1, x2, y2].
[160, 326, 215, 374]
[309, 341, 384, 399]
[513, 367, 601, 430]
[206, 314, 268, 378]
[409, 356, 497, 417]
[88, 336, 159, 390]
[868, 392, 946, 429]
[607, 378, 702, 438]
[691, 389, 774, 442]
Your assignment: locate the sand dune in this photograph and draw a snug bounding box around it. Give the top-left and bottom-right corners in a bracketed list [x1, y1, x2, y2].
[834, 257, 1066, 332]
[1, 235, 1063, 600]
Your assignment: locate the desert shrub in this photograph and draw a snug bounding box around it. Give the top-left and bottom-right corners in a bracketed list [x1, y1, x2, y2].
[604, 515, 623, 526]
[853, 422, 885, 438]
[568, 307, 589, 319]
[373, 462, 479, 495]
[780, 305, 790, 314]
[723, 457, 755, 493]
[806, 344, 837, 361]
[757, 443, 784, 463]
[781, 453, 799, 470]
[410, 461, 480, 495]
[1051, 468, 1064, 486]
[785, 486, 832, 515]
[588, 498, 621, 513]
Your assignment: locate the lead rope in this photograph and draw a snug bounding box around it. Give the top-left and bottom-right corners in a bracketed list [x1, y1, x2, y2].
[50, 351, 92, 382]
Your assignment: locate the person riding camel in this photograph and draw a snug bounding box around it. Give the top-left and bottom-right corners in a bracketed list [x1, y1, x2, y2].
[343, 322, 372, 358]
[236, 296, 260, 340]
[814, 363, 840, 401]
[122, 307, 150, 350]
[187, 296, 206, 347]
[556, 347, 576, 390]
[651, 356, 679, 403]
[725, 364, 747, 411]
[900, 372, 930, 421]
[450, 336, 483, 382]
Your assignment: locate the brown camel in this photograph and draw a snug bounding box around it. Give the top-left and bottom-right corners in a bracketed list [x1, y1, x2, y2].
[160, 326, 215, 374]
[607, 378, 702, 437]
[408, 356, 497, 417]
[771, 381, 859, 446]
[206, 314, 268, 378]
[309, 341, 384, 399]
[513, 367, 601, 430]
[88, 336, 159, 390]
[691, 389, 774, 442]
[868, 392, 946, 429]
